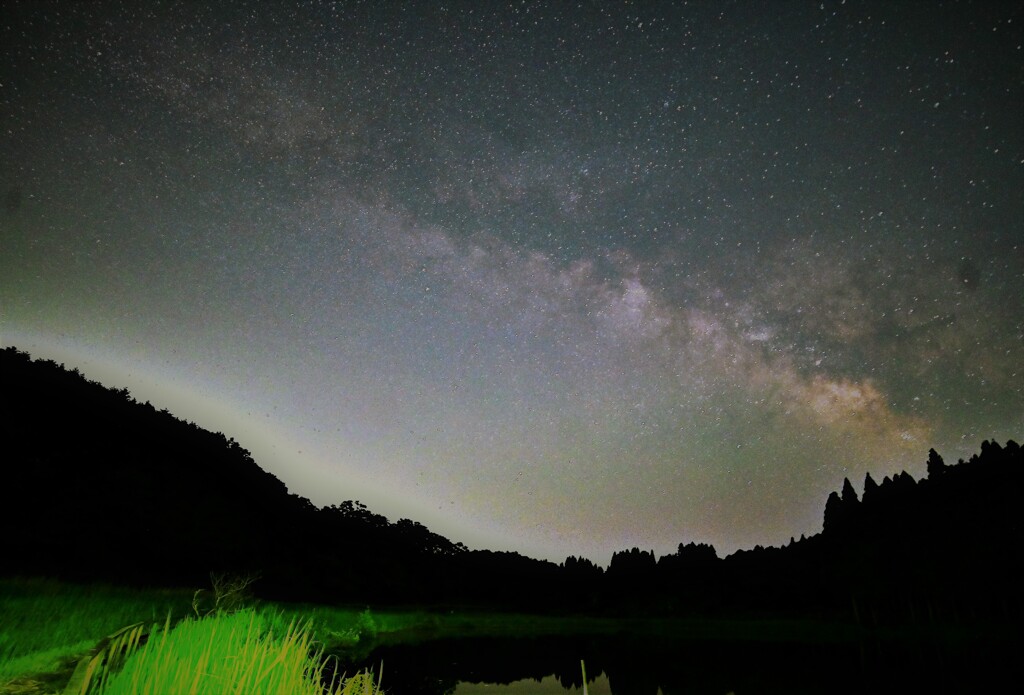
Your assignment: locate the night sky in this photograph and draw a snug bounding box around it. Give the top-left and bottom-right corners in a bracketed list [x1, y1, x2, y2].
[2, 1, 1021, 565]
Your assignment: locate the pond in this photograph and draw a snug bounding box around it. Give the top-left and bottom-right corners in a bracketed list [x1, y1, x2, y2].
[331, 628, 1009, 694]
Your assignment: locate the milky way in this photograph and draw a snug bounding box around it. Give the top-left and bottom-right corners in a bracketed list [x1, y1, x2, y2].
[2, 1, 1021, 563]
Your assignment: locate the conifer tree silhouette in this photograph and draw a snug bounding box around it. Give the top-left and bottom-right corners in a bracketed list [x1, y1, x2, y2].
[926, 448, 947, 479]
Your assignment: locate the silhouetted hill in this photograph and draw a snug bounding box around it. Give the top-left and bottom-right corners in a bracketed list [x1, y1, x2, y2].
[0, 347, 583, 608]
[0, 347, 459, 603]
[2, 346, 1020, 623]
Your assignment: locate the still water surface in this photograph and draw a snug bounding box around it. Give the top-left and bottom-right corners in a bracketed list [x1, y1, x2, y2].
[335, 628, 1007, 694]
[454, 674, 609, 694]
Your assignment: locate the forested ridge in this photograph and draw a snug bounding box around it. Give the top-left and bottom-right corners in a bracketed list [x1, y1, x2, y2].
[2, 346, 1020, 623]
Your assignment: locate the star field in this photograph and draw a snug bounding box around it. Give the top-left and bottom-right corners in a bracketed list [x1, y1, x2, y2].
[2, 1, 1021, 564]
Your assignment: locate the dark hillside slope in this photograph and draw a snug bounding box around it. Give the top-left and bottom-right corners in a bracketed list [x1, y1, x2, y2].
[0, 347, 470, 601]
[1, 347, 299, 587]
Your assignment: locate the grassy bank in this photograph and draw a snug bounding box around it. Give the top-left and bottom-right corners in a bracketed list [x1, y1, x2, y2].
[75, 610, 381, 695]
[0, 577, 196, 690]
[0, 578, 383, 694]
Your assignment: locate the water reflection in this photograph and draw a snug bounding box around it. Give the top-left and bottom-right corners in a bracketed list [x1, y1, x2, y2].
[331, 630, 1012, 695]
[455, 673, 609, 694]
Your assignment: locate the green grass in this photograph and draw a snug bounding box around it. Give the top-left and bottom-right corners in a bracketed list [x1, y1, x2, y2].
[0, 578, 382, 694]
[0, 577, 195, 686]
[82, 609, 381, 695]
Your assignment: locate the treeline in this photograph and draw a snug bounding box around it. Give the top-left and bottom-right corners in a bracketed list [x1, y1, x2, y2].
[589, 438, 1023, 623]
[1, 346, 1020, 623]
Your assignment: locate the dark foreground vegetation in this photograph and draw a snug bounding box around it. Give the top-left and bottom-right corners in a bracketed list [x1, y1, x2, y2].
[2, 345, 1021, 632]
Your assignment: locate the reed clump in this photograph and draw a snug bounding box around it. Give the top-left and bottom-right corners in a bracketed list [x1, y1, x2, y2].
[71, 608, 380, 695]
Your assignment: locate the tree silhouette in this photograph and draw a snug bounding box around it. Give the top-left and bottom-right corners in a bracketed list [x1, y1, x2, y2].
[926, 448, 947, 479]
[823, 476, 860, 534]
[862, 471, 879, 506]
[841, 477, 858, 505]
[823, 491, 843, 533]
